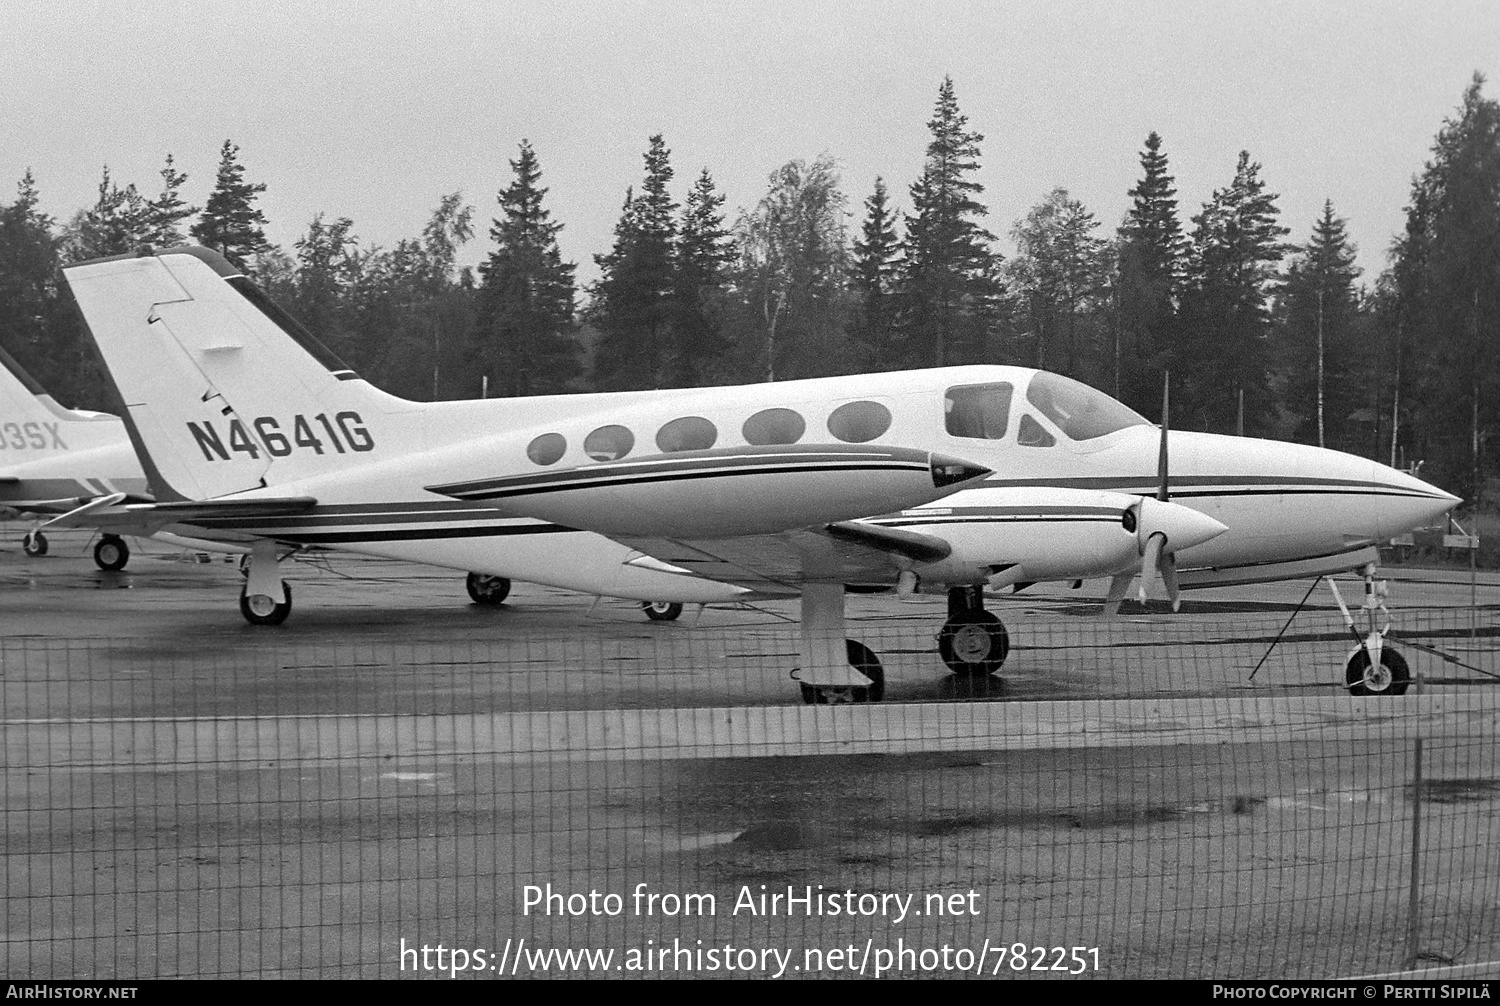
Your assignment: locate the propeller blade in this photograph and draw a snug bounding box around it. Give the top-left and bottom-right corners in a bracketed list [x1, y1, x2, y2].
[1161, 551, 1181, 612]
[1138, 531, 1165, 603]
[1157, 371, 1171, 502]
[1103, 571, 1133, 616]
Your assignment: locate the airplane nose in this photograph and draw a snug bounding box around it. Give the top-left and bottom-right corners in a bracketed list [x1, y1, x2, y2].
[1136, 496, 1228, 552]
[929, 454, 992, 489]
[1371, 461, 1462, 531]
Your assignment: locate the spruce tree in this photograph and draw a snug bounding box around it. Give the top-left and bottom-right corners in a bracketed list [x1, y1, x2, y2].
[1386, 73, 1500, 498]
[902, 77, 999, 366]
[673, 168, 735, 385]
[850, 177, 901, 369]
[1278, 201, 1362, 449]
[591, 135, 679, 389]
[1178, 151, 1289, 434]
[475, 141, 579, 398]
[1115, 132, 1184, 407]
[191, 140, 270, 273]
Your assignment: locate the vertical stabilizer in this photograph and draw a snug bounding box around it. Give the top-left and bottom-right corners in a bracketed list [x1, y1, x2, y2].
[63, 247, 416, 500]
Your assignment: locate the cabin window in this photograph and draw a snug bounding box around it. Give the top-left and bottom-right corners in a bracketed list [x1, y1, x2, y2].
[1017, 414, 1056, 448]
[944, 383, 1013, 439]
[526, 432, 567, 466]
[742, 408, 806, 445]
[826, 400, 892, 443]
[1026, 371, 1149, 441]
[655, 416, 718, 453]
[584, 424, 635, 461]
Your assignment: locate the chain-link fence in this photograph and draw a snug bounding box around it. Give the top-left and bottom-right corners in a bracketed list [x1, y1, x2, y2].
[3, 556, 1498, 979]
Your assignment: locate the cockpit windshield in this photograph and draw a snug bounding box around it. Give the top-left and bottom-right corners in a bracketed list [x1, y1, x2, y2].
[1025, 372, 1149, 441]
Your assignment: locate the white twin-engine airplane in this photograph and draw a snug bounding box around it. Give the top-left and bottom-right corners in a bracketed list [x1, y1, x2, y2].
[62, 247, 1455, 702]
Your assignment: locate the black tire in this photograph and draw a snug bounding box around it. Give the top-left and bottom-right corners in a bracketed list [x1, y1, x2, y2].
[94, 535, 130, 571]
[799, 639, 886, 704]
[466, 573, 511, 606]
[938, 611, 1010, 676]
[1345, 646, 1411, 696]
[22, 531, 48, 557]
[239, 584, 292, 626]
[641, 601, 683, 622]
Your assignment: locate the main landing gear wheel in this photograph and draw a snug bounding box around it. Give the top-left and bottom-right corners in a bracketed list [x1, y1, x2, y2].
[93, 534, 130, 571]
[22, 531, 47, 556]
[240, 584, 293, 626]
[799, 640, 885, 705]
[938, 611, 1010, 677]
[1345, 647, 1411, 696]
[641, 601, 683, 622]
[466, 573, 511, 606]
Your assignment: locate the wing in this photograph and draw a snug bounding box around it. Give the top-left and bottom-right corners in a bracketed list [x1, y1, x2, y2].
[617, 520, 952, 593]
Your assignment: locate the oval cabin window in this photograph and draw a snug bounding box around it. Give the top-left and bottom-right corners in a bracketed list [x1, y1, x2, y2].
[584, 425, 635, 461]
[826, 400, 892, 443]
[655, 416, 718, 453]
[526, 432, 567, 466]
[742, 408, 806, 446]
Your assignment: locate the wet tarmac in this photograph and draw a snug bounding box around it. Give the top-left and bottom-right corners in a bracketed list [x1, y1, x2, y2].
[3, 526, 1499, 979]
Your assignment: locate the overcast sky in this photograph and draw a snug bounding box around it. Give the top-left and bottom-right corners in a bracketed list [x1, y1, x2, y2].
[4, 1, 1497, 286]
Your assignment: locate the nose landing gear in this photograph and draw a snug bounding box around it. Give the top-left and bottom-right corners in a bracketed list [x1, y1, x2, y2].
[1331, 564, 1410, 697]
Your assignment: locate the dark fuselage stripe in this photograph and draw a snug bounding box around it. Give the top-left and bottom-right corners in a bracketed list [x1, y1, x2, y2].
[447, 462, 929, 501]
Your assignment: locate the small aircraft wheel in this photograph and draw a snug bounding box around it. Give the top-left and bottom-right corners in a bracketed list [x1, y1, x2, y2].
[641, 601, 683, 621]
[1345, 646, 1411, 696]
[22, 531, 48, 557]
[466, 573, 511, 606]
[799, 639, 886, 704]
[938, 611, 1010, 676]
[93, 534, 130, 571]
[239, 584, 292, 626]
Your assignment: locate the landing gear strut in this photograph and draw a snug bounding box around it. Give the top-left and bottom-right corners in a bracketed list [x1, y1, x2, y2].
[93, 534, 130, 571]
[794, 582, 885, 704]
[937, 585, 1009, 677]
[1330, 564, 1410, 696]
[239, 538, 292, 626]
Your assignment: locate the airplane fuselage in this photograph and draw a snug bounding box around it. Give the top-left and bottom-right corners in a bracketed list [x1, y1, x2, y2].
[147, 364, 1454, 599]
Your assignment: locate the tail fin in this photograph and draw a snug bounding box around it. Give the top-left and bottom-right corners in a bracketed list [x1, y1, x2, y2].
[63, 247, 415, 500]
[0, 345, 123, 459]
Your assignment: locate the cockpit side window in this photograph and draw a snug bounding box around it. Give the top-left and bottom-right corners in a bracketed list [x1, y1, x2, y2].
[1025, 371, 1149, 441]
[944, 383, 1013, 439]
[1017, 414, 1056, 448]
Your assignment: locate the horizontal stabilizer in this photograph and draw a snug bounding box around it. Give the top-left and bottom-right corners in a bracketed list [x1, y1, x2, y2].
[39, 492, 127, 529]
[41, 494, 316, 533]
